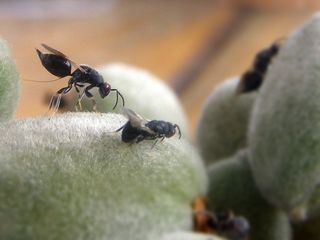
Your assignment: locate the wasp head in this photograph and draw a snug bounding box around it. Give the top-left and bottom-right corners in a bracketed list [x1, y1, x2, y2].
[98, 82, 111, 98]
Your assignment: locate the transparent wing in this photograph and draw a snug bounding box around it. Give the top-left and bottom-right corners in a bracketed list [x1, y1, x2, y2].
[41, 43, 86, 73]
[123, 108, 155, 134]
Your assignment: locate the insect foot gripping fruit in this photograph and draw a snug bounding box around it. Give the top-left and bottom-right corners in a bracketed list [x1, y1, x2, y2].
[70, 63, 189, 137]
[196, 77, 256, 165]
[0, 38, 20, 122]
[207, 150, 291, 240]
[0, 112, 207, 240]
[248, 13, 320, 219]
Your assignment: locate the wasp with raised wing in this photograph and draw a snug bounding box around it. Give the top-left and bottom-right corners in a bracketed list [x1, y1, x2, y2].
[236, 41, 282, 94]
[33, 44, 125, 112]
[116, 108, 181, 144]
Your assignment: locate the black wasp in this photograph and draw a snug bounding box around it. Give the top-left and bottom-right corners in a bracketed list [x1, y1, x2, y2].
[116, 108, 181, 144]
[36, 44, 125, 111]
[236, 41, 282, 94]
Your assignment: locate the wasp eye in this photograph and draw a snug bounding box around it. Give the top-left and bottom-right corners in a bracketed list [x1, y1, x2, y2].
[99, 83, 111, 98]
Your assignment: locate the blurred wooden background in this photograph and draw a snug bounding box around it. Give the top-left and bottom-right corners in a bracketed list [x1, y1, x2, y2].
[0, 0, 317, 138]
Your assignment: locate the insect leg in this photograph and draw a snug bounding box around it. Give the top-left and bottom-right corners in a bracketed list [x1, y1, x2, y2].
[174, 124, 182, 139]
[47, 93, 62, 115]
[75, 91, 86, 111]
[136, 135, 146, 143]
[48, 86, 68, 112]
[151, 139, 159, 149]
[48, 94, 58, 110]
[74, 83, 84, 93]
[115, 124, 125, 132]
[84, 84, 97, 112]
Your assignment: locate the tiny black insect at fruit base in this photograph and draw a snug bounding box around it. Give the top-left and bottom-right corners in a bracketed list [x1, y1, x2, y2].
[116, 108, 181, 145]
[35, 44, 125, 112]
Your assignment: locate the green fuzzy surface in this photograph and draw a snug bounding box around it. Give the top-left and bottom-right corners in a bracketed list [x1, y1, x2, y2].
[161, 231, 224, 240]
[0, 38, 20, 122]
[66, 63, 189, 136]
[207, 150, 291, 240]
[248, 13, 320, 212]
[196, 77, 256, 165]
[0, 112, 207, 240]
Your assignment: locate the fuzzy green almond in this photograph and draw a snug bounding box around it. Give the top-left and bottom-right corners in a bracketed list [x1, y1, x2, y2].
[300, 184, 320, 220]
[0, 38, 20, 122]
[196, 77, 256, 165]
[65, 63, 189, 137]
[0, 112, 206, 240]
[161, 231, 224, 240]
[248, 13, 320, 215]
[207, 150, 291, 240]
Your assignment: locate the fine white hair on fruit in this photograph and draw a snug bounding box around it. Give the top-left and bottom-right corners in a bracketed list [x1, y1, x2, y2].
[249, 12, 320, 215]
[0, 112, 207, 240]
[0, 38, 20, 122]
[196, 76, 256, 165]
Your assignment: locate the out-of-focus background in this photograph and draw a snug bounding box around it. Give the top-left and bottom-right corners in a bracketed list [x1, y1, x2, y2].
[1, 0, 318, 136]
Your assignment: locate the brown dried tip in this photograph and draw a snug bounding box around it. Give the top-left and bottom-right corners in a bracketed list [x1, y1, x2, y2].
[192, 196, 215, 234]
[192, 196, 250, 240]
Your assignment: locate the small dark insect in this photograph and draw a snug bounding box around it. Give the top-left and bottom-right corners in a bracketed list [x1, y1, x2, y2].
[236, 41, 282, 94]
[192, 197, 250, 240]
[116, 108, 181, 145]
[208, 212, 250, 240]
[35, 43, 125, 112]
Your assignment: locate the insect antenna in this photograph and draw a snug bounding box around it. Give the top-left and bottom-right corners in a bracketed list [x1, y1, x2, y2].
[111, 89, 125, 109]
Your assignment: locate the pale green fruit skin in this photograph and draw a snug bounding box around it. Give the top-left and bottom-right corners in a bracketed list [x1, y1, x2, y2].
[0, 112, 206, 240]
[161, 232, 224, 240]
[248, 13, 320, 213]
[196, 77, 256, 165]
[69, 63, 189, 136]
[207, 150, 291, 240]
[0, 38, 20, 122]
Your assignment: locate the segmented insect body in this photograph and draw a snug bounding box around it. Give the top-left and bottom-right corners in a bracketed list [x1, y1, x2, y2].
[117, 108, 181, 144]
